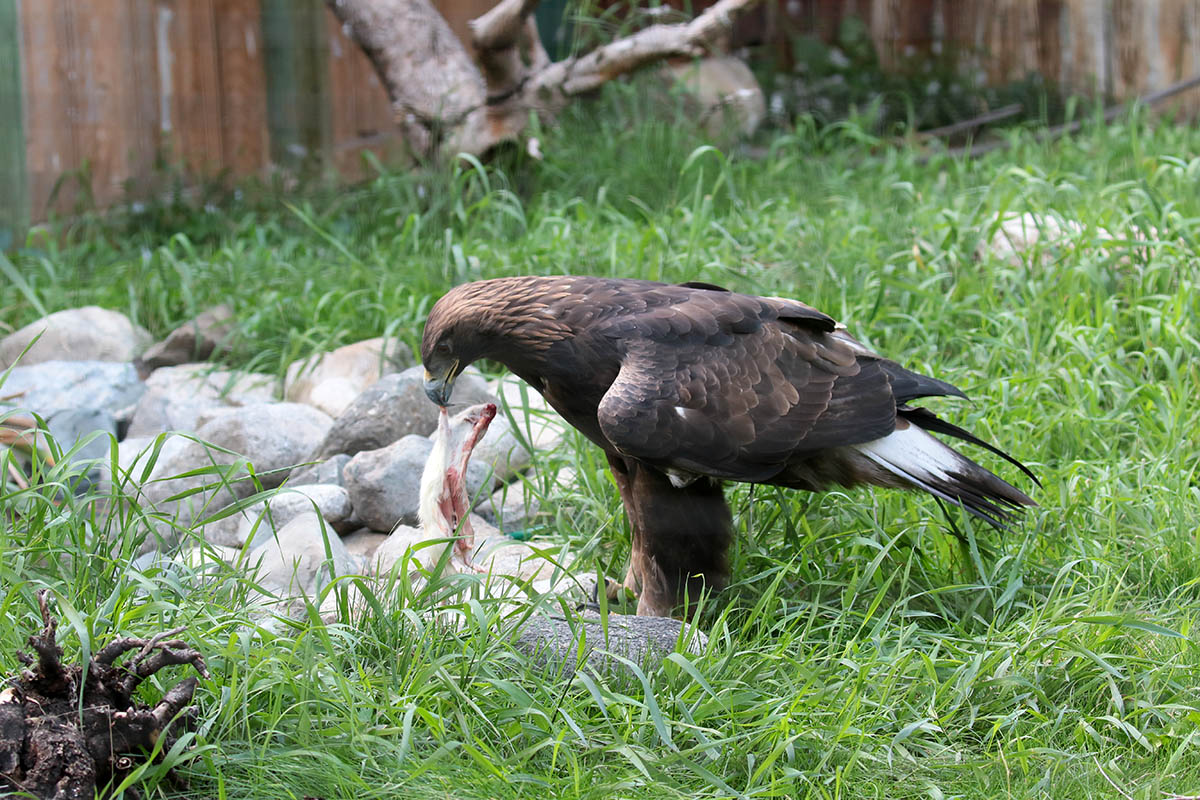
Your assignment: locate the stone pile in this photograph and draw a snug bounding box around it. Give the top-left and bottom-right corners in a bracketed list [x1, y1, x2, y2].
[1, 305, 699, 671]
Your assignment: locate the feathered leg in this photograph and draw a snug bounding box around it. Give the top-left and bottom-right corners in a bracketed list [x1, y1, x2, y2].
[607, 454, 733, 618]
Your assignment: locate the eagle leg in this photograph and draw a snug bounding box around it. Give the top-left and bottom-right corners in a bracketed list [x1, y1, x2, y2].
[606, 454, 734, 619]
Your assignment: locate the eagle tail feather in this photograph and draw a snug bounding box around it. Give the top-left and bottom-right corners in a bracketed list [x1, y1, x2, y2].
[853, 423, 1035, 529]
[901, 406, 1042, 487]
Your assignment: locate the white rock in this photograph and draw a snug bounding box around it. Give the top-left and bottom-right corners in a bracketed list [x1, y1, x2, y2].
[126, 363, 278, 437]
[369, 523, 428, 579]
[236, 484, 355, 550]
[249, 511, 355, 599]
[662, 56, 766, 137]
[0, 306, 152, 369]
[285, 337, 413, 417]
[341, 529, 388, 564]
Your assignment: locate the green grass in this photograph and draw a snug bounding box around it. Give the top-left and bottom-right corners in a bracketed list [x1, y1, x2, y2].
[3, 91, 1200, 799]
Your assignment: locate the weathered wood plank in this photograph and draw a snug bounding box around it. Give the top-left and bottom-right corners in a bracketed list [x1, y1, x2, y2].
[169, 0, 225, 172]
[0, 0, 29, 246]
[214, 0, 269, 176]
[71, 0, 143, 207]
[123, 0, 163, 197]
[20, 0, 80, 217]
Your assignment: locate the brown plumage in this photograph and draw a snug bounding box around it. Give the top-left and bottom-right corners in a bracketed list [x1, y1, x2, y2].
[422, 275, 1036, 616]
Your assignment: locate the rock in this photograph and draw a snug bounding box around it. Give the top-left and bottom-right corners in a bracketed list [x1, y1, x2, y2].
[493, 375, 568, 451]
[136, 305, 234, 373]
[46, 408, 117, 493]
[287, 453, 351, 487]
[982, 212, 1085, 266]
[477, 466, 575, 532]
[129, 403, 332, 543]
[341, 529, 388, 564]
[369, 524, 427, 578]
[0, 360, 145, 421]
[469, 413, 532, 487]
[342, 434, 491, 531]
[0, 306, 152, 369]
[237, 484, 355, 550]
[248, 511, 355, 599]
[510, 609, 708, 677]
[285, 337, 413, 418]
[471, 529, 566, 582]
[317, 365, 495, 458]
[125, 363, 277, 437]
[478, 478, 541, 532]
[195, 402, 332, 488]
[126, 434, 246, 544]
[662, 56, 766, 138]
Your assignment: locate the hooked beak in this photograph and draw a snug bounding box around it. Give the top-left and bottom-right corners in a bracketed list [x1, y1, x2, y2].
[424, 363, 458, 407]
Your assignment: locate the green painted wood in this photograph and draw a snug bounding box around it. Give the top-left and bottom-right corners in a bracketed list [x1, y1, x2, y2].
[261, 0, 331, 172]
[0, 0, 28, 249]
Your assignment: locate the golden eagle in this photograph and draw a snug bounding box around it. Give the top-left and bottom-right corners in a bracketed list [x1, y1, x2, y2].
[422, 276, 1035, 616]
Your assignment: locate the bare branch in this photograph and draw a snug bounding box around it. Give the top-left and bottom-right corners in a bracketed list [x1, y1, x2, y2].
[470, 0, 551, 101]
[532, 0, 760, 99]
[324, 0, 485, 152]
[471, 0, 542, 51]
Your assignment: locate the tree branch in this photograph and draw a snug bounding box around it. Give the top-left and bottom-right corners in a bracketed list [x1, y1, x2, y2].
[531, 0, 760, 100]
[324, 0, 485, 154]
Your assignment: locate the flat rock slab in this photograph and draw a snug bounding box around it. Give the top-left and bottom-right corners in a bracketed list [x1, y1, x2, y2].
[1, 360, 145, 421]
[0, 306, 152, 368]
[510, 610, 708, 677]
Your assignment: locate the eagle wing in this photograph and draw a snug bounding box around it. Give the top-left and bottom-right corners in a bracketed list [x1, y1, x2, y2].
[594, 286, 901, 482]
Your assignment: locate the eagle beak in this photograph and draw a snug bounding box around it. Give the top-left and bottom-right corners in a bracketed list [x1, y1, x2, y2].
[424, 364, 457, 407]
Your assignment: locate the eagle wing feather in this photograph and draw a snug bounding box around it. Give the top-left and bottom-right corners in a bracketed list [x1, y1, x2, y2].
[595, 288, 899, 482]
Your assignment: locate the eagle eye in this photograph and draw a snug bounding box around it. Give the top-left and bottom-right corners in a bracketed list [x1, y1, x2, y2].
[435, 341, 452, 356]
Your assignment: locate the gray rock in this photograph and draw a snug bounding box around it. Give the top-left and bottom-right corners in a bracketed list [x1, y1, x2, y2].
[0, 306, 152, 369]
[343, 434, 490, 532]
[125, 363, 278, 437]
[128, 434, 247, 543]
[193, 402, 333, 490]
[238, 484, 355, 550]
[510, 610, 708, 677]
[317, 365, 495, 458]
[248, 511, 355, 599]
[46, 408, 117, 493]
[341, 529, 388, 564]
[285, 336, 413, 418]
[287, 453, 351, 487]
[129, 403, 332, 544]
[0, 360, 145, 421]
[136, 304, 235, 373]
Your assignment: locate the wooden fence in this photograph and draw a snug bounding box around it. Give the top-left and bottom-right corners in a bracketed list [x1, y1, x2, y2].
[1, 0, 1199, 244]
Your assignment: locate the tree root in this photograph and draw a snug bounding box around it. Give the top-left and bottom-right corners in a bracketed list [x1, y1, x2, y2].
[0, 591, 209, 800]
